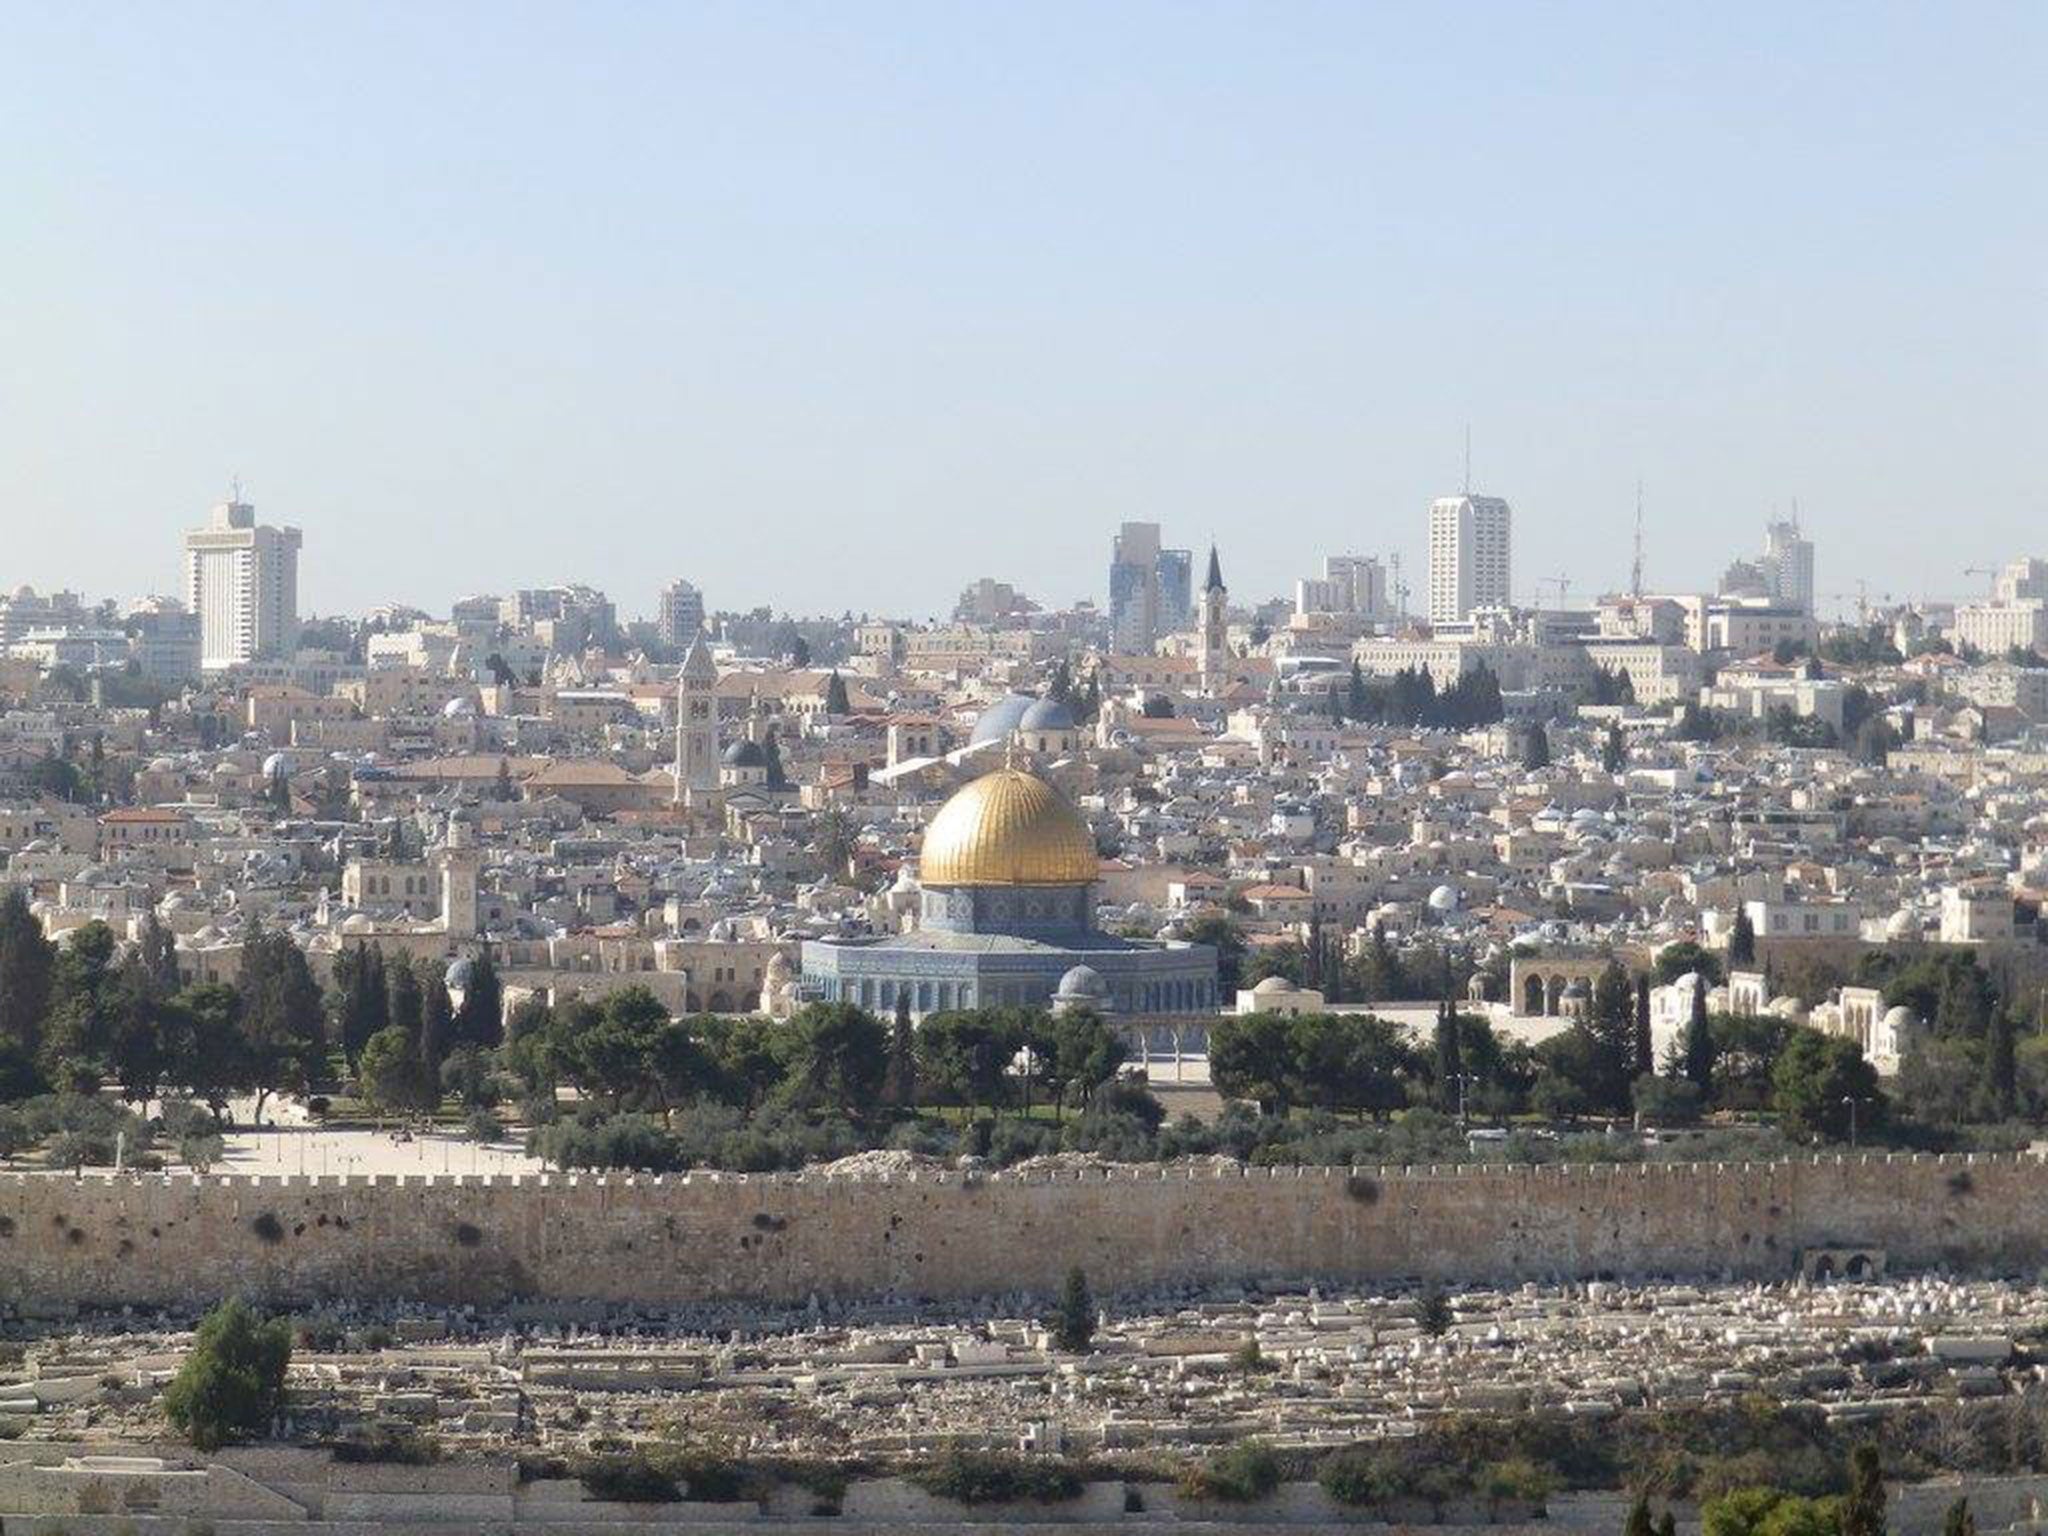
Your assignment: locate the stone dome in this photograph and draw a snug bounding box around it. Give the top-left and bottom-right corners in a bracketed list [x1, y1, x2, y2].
[723, 739, 769, 768]
[968, 693, 1037, 746]
[1428, 884, 1460, 913]
[1018, 698, 1077, 732]
[919, 767, 1098, 888]
[1251, 974, 1295, 995]
[1057, 964, 1108, 999]
[1883, 1004, 1918, 1031]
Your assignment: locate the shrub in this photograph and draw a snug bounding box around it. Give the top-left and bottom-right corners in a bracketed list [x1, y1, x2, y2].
[579, 1453, 680, 1503]
[1319, 1449, 1389, 1507]
[909, 1450, 1084, 1505]
[1482, 1457, 1556, 1509]
[1419, 1288, 1455, 1337]
[177, 1133, 225, 1172]
[163, 1298, 292, 1450]
[330, 1424, 442, 1464]
[1180, 1443, 1282, 1504]
[464, 1109, 504, 1144]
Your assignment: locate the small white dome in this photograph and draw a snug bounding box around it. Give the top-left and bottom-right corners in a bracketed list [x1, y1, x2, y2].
[1428, 884, 1460, 913]
[1252, 974, 1295, 994]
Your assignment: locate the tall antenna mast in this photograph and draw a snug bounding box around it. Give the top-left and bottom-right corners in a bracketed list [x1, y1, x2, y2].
[1462, 426, 1472, 495]
[1630, 478, 1645, 599]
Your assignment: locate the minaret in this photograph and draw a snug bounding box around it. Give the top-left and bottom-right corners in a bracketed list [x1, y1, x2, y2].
[675, 633, 720, 804]
[1198, 543, 1229, 694]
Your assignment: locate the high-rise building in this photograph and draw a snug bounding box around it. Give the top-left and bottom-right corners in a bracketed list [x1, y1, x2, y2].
[1427, 494, 1512, 624]
[1156, 547, 1193, 634]
[182, 499, 302, 669]
[658, 579, 705, 647]
[1760, 520, 1815, 615]
[1295, 555, 1391, 620]
[1108, 522, 1194, 653]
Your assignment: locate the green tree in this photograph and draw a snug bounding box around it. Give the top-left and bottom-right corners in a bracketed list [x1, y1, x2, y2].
[1584, 960, 1638, 1112]
[884, 993, 917, 1109]
[1039, 1008, 1126, 1118]
[137, 908, 182, 996]
[1521, 722, 1552, 771]
[556, 986, 673, 1110]
[0, 887, 57, 1067]
[1208, 1012, 1298, 1116]
[1729, 907, 1757, 967]
[1432, 999, 1463, 1112]
[235, 924, 325, 1122]
[1683, 982, 1717, 1097]
[782, 1002, 887, 1118]
[332, 943, 388, 1070]
[824, 670, 852, 715]
[163, 983, 254, 1118]
[1418, 1288, 1454, 1336]
[1772, 1029, 1883, 1143]
[1840, 1444, 1886, 1536]
[386, 952, 424, 1040]
[1655, 941, 1723, 986]
[163, 1297, 293, 1450]
[915, 1009, 1027, 1116]
[41, 919, 121, 1090]
[1184, 913, 1246, 995]
[1633, 974, 1654, 1078]
[452, 949, 503, 1050]
[1053, 1265, 1095, 1352]
[1602, 721, 1628, 774]
[358, 1024, 439, 1118]
[419, 970, 454, 1081]
[1980, 1008, 2018, 1120]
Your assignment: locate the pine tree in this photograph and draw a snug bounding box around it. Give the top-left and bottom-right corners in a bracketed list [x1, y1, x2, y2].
[1588, 960, 1636, 1112]
[1053, 1266, 1096, 1352]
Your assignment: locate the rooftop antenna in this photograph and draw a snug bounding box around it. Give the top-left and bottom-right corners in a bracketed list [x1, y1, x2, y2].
[1462, 426, 1472, 495]
[1630, 478, 1645, 599]
[229, 474, 243, 504]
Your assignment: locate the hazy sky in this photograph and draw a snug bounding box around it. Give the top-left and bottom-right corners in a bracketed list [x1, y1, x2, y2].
[4, 3, 2043, 623]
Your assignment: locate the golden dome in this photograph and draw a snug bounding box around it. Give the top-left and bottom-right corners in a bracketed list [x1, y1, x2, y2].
[918, 767, 1099, 887]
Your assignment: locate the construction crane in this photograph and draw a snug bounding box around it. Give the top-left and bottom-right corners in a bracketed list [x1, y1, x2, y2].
[1965, 566, 1998, 597]
[1532, 576, 1571, 609]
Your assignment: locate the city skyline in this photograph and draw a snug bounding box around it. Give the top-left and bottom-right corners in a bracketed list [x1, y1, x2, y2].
[5, 4, 2044, 617]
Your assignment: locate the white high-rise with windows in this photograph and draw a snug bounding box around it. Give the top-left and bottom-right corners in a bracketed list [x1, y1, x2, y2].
[1759, 520, 1815, 615]
[1427, 494, 1511, 624]
[182, 499, 302, 669]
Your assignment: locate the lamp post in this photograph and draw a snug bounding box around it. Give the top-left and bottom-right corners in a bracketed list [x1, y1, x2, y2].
[1841, 1094, 1862, 1148]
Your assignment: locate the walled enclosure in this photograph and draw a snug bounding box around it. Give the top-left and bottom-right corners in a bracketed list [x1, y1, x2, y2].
[0, 1154, 2036, 1312]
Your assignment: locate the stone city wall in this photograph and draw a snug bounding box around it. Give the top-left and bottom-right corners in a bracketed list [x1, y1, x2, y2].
[0, 1153, 2040, 1312]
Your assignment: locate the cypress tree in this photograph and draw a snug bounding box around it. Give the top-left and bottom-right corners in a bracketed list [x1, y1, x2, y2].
[1729, 907, 1757, 967]
[1433, 999, 1463, 1112]
[1682, 980, 1716, 1097]
[1633, 974, 1654, 1078]
[1053, 1266, 1096, 1352]
[1981, 1008, 2018, 1120]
